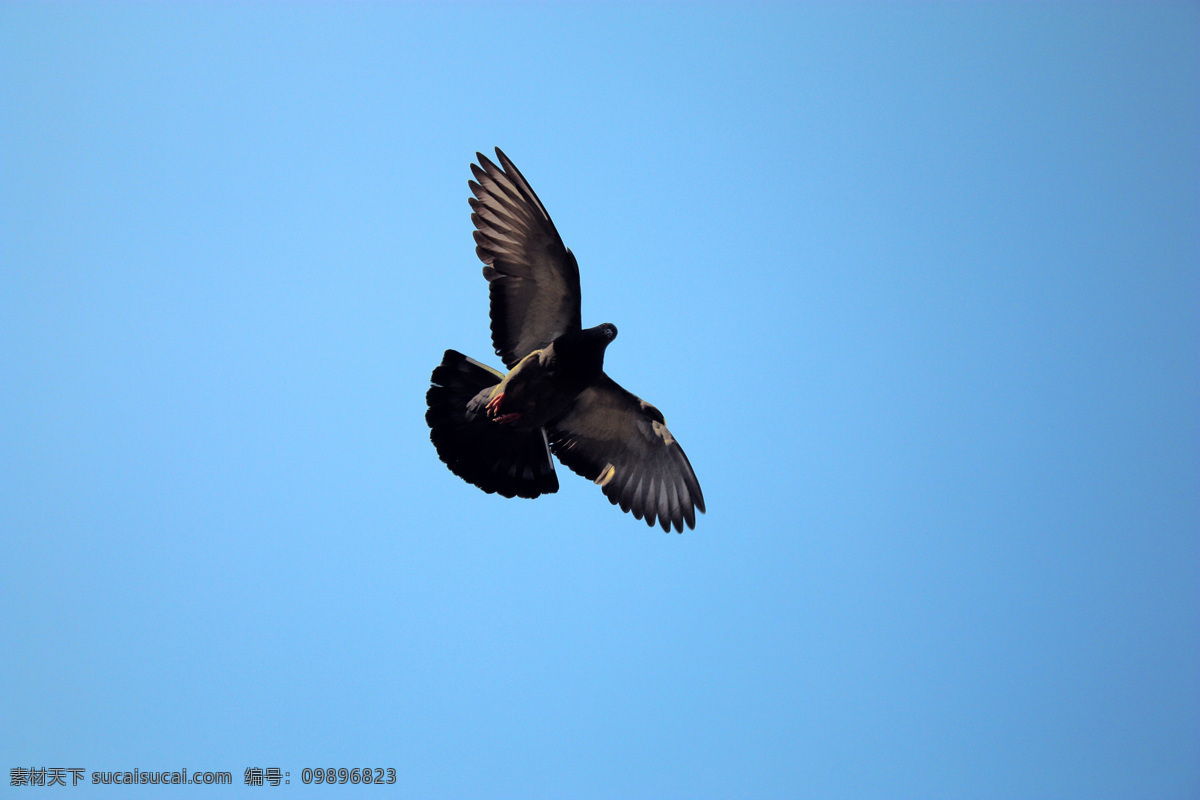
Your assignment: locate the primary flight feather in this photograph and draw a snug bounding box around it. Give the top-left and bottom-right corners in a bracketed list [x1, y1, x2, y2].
[425, 149, 705, 532]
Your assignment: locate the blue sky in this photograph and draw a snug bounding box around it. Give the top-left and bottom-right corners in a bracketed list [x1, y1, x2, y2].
[2, 3, 1197, 798]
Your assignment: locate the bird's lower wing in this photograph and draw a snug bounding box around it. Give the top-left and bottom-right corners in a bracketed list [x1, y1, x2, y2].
[548, 374, 704, 532]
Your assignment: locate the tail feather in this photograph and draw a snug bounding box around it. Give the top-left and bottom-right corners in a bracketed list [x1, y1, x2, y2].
[425, 350, 559, 499]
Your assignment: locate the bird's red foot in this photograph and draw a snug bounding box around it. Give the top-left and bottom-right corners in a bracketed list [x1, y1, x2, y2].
[486, 391, 505, 417]
[486, 392, 520, 422]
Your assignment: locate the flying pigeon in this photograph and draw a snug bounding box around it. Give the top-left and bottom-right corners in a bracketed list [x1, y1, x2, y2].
[425, 149, 705, 532]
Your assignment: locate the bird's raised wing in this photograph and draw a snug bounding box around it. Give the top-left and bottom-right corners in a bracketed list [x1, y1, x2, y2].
[470, 148, 582, 369]
[548, 374, 705, 532]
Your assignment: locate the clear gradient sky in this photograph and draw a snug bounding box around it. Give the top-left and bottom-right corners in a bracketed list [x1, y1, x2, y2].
[3, 3, 1198, 798]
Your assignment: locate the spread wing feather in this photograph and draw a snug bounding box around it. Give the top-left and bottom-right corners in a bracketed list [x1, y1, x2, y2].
[547, 374, 705, 532]
[470, 148, 582, 369]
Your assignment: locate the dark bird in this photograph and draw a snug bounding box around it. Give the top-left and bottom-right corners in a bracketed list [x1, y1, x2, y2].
[425, 148, 705, 532]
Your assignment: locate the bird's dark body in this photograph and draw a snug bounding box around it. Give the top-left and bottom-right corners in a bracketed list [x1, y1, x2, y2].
[425, 149, 704, 531]
[481, 325, 616, 431]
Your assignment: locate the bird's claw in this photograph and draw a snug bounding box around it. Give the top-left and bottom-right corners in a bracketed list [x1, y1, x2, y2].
[486, 392, 521, 424]
[486, 391, 504, 416]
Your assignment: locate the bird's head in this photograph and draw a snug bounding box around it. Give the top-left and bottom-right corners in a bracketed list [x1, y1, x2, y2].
[550, 323, 619, 389]
[583, 323, 618, 358]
